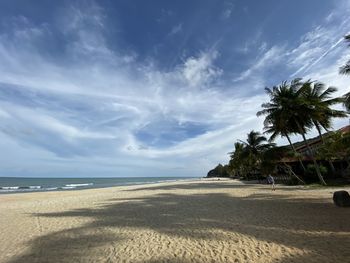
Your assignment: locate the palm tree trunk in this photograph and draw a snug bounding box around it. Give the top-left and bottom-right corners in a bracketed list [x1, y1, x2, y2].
[282, 162, 306, 185]
[346, 159, 350, 167]
[314, 123, 336, 174]
[296, 122, 327, 185]
[284, 133, 306, 172]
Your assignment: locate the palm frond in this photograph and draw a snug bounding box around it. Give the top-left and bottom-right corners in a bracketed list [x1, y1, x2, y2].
[340, 63, 350, 75]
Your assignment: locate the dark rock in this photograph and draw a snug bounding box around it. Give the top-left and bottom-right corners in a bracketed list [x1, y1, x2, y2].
[333, 191, 350, 207]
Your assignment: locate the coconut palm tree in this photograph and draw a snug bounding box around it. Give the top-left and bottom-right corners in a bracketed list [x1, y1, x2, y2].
[343, 92, 350, 112]
[338, 35, 350, 113]
[240, 130, 274, 156]
[300, 81, 347, 133]
[339, 34, 350, 75]
[239, 130, 275, 177]
[300, 80, 348, 173]
[257, 79, 327, 185]
[229, 131, 274, 179]
[260, 145, 306, 184]
[229, 142, 246, 177]
[263, 119, 306, 172]
[257, 79, 308, 171]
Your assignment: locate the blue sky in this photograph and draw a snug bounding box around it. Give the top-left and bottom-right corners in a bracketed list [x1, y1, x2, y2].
[0, 0, 349, 177]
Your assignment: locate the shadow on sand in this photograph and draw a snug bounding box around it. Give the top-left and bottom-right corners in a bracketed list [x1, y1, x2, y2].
[8, 183, 350, 263]
[123, 180, 311, 192]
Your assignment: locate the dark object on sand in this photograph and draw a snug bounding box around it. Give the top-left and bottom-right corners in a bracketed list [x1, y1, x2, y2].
[333, 191, 350, 207]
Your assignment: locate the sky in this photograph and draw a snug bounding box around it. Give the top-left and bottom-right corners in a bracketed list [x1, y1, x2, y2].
[0, 0, 349, 178]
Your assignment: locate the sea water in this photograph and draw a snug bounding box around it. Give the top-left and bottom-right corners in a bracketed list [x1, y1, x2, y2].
[0, 177, 197, 194]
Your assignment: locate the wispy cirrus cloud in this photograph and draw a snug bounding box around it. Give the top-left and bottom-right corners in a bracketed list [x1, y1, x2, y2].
[287, 1, 350, 79]
[0, 0, 349, 177]
[0, 2, 256, 176]
[289, 28, 349, 78]
[233, 45, 285, 82]
[168, 23, 183, 36]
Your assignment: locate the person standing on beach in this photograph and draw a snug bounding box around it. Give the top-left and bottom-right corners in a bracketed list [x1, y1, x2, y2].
[267, 174, 275, 191]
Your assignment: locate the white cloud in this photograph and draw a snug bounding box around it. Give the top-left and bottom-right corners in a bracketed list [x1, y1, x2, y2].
[0, 1, 349, 177]
[182, 51, 223, 87]
[288, 2, 350, 78]
[168, 23, 183, 36]
[221, 9, 232, 19]
[59, 2, 112, 57]
[289, 29, 347, 78]
[0, 4, 245, 176]
[234, 45, 285, 82]
[237, 1, 350, 147]
[220, 2, 234, 20]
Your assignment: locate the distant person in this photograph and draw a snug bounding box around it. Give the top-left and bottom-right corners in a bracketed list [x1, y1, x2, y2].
[267, 174, 275, 191]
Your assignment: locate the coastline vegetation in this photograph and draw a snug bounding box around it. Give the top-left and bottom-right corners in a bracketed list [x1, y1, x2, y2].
[208, 34, 350, 186]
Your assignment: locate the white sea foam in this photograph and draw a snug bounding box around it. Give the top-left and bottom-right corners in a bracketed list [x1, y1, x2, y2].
[29, 186, 41, 189]
[61, 186, 76, 189]
[65, 183, 93, 187]
[46, 187, 58, 191]
[1, 186, 20, 190]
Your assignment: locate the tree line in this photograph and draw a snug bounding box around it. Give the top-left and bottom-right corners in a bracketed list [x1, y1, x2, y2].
[208, 34, 350, 185]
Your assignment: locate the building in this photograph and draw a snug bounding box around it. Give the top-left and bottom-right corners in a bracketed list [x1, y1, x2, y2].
[280, 125, 350, 163]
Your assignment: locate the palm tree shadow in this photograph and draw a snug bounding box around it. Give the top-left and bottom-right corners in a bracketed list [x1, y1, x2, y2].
[123, 181, 259, 192]
[8, 190, 350, 263]
[8, 227, 122, 263]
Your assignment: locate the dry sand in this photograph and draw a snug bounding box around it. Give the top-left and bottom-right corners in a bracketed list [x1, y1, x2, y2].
[0, 178, 349, 263]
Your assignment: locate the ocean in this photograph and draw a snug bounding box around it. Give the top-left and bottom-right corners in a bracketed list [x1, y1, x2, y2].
[0, 177, 197, 194]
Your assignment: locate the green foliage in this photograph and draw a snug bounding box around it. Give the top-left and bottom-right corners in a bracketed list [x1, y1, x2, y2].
[228, 130, 275, 179]
[300, 80, 347, 132]
[317, 131, 350, 161]
[286, 176, 300, 186]
[260, 146, 288, 174]
[344, 92, 350, 112]
[256, 78, 347, 185]
[207, 164, 231, 178]
[257, 78, 313, 137]
[209, 72, 348, 184]
[339, 34, 350, 75]
[339, 35, 350, 112]
[306, 164, 327, 177]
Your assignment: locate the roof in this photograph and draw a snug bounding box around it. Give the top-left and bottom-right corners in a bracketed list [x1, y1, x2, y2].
[279, 125, 350, 162]
[289, 125, 350, 152]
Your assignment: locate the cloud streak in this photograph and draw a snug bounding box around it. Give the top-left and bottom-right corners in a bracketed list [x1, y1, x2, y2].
[0, 0, 349, 177]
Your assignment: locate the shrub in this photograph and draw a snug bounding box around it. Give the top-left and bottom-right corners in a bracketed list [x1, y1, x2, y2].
[286, 176, 300, 185]
[306, 164, 327, 177]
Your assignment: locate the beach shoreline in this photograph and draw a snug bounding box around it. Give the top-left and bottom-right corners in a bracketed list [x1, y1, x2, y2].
[0, 177, 200, 195]
[1, 179, 349, 263]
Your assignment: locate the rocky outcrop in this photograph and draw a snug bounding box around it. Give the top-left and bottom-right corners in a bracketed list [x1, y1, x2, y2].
[207, 164, 230, 178]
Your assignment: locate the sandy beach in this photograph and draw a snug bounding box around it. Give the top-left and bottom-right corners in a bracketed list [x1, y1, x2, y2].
[0, 178, 349, 263]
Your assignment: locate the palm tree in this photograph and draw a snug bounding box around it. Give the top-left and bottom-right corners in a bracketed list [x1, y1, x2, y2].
[239, 130, 275, 177]
[257, 79, 327, 185]
[257, 79, 308, 171]
[339, 34, 350, 75]
[261, 145, 306, 184]
[229, 131, 274, 179]
[300, 80, 348, 173]
[240, 130, 274, 156]
[343, 92, 350, 112]
[263, 120, 306, 172]
[317, 131, 350, 174]
[300, 81, 347, 133]
[229, 142, 246, 177]
[339, 35, 350, 113]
